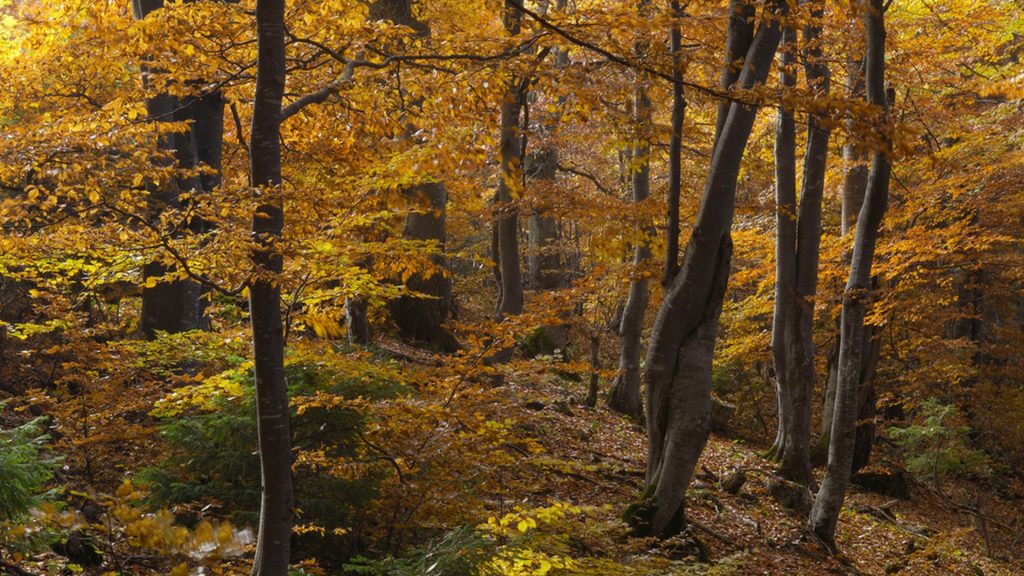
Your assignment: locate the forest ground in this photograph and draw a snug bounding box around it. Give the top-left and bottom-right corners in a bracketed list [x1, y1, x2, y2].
[491, 364, 1024, 576]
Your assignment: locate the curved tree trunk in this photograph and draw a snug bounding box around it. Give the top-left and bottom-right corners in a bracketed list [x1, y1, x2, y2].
[631, 1, 784, 538]
[809, 0, 890, 548]
[249, 0, 293, 573]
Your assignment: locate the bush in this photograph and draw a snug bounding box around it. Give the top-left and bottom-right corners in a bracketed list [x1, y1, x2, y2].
[888, 398, 990, 484]
[143, 353, 406, 564]
[0, 411, 58, 520]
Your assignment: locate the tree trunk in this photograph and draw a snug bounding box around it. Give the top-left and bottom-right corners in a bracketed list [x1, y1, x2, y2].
[809, 0, 890, 548]
[390, 183, 458, 352]
[249, 0, 293, 573]
[632, 2, 784, 538]
[133, 0, 205, 338]
[770, 3, 831, 487]
[525, 144, 567, 355]
[714, 0, 756, 147]
[608, 71, 652, 420]
[370, 0, 456, 352]
[769, 25, 804, 480]
[490, 0, 526, 364]
[663, 0, 686, 285]
[818, 55, 868, 461]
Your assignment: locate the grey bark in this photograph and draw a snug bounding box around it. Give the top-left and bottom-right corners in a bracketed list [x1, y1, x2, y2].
[490, 0, 527, 364]
[664, 0, 686, 284]
[714, 0, 756, 147]
[249, 0, 293, 573]
[632, 1, 785, 538]
[608, 73, 652, 420]
[809, 0, 891, 548]
[770, 4, 831, 487]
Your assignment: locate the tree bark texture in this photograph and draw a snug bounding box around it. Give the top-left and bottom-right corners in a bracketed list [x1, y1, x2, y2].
[133, 0, 208, 338]
[390, 183, 458, 352]
[634, 1, 784, 538]
[664, 0, 686, 285]
[373, 0, 457, 352]
[490, 0, 526, 364]
[249, 0, 293, 573]
[714, 0, 756, 148]
[608, 73, 652, 420]
[770, 4, 831, 487]
[810, 0, 890, 548]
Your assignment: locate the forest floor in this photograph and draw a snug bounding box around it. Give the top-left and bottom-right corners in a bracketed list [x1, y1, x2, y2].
[502, 372, 1024, 576]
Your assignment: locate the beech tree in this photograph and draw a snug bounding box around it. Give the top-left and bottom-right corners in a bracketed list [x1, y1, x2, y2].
[133, 0, 206, 338]
[768, 0, 830, 487]
[809, 0, 892, 548]
[607, 1, 654, 419]
[248, 0, 293, 572]
[633, 0, 785, 537]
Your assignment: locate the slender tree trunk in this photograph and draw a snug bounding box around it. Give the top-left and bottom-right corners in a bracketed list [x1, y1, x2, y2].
[818, 56, 869, 462]
[249, 0, 293, 573]
[631, 1, 784, 538]
[664, 0, 686, 284]
[608, 70, 652, 420]
[769, 25, 801, 476]
[714, 0, 756, 147]
[770, 2, 831, 487]
[809, 0, 890, 548]
[490, 0, 526, 364]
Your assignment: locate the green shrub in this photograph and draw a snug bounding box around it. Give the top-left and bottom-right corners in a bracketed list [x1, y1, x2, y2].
[344, 525, 496, 576]
[0, 412, 58, 520]
[888, 398, 990, 484]
[143, 355, 406, 563]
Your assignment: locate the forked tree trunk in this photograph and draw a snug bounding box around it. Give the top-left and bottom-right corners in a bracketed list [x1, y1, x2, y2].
[608, 70, 652, 420]
[249, 0, 293, 573]
[630, 1, 784, 538]
[809, 0, 890, 548]
[770, 2, 831, 487]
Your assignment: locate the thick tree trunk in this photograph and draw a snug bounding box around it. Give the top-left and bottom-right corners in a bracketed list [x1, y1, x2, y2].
[809, 0, 890, 548]
[390, 183, 458, 352]
[525, 144, 568, 355]
[608, 74, 652, 420]
[133, 0, 206, 338]
[249, 0, 293, 573]
[771, 4, 831, 487]
[632, 2, 784, 538]
[663, 0, 686, 284]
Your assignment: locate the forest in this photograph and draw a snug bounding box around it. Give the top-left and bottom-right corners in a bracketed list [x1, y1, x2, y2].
[0, 0, 1021, 574]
